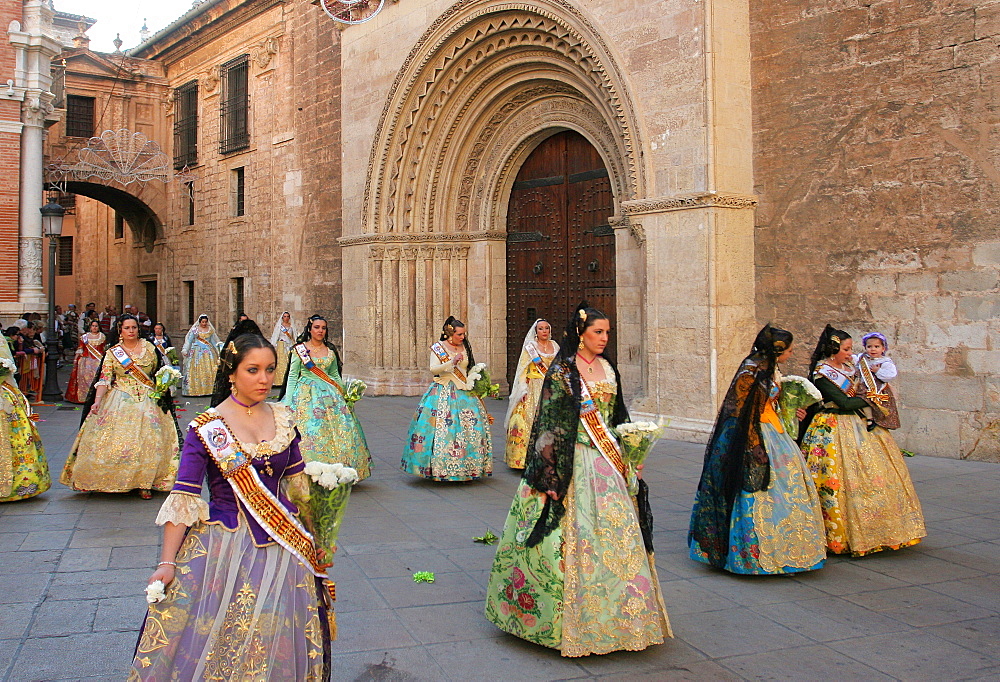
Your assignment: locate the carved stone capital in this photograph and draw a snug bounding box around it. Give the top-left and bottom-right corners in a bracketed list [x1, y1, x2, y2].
[341, 230, 506, 246]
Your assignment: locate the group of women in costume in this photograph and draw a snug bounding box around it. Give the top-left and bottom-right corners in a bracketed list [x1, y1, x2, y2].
[688, 323, 925, 576]
[1, 303, 926, 670]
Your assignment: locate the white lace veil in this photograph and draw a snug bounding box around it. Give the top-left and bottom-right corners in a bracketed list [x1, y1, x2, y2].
[504, 319, 559, 429]
[183, 314, 217, 354]
[270, 312, 297, 346]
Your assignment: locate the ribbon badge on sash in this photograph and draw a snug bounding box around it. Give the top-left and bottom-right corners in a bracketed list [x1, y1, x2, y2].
[294, 344, 347, 399]
[430, 342, 468, 383]
[110, 345, 154, 388]
[578, 377, 627, 481]
[524, 343, 550, 376]
[192, 412, 337, 604]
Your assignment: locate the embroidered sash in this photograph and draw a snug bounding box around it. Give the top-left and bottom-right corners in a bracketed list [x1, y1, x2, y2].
[430, 342, 467, 382]
[524, 343, 550, 375]
[192, 413, 336, 600]
[110, 345, 154, 388]
[578, 377, 627, 480]
[857, 357, 890, 415]
[82, 338, 103, 360]
[294, 344, 346, 398]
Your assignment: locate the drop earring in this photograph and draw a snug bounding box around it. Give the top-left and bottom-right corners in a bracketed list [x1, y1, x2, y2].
[578, 340, 585, 351]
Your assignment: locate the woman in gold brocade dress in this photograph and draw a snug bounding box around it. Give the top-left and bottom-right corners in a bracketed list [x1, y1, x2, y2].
[800, 325, 925, 556]
[61, 315, 179, 499]
[0, 337, 49, 502]
[182, 315, 220, 397]
[504, 319, 559, 469]
[269, 311, 296, 387]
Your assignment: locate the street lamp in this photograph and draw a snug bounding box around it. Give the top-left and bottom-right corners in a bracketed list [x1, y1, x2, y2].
[40, 197, 65, 402]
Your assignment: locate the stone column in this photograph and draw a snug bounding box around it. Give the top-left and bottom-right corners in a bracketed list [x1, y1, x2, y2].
[17, 98, 46, 306]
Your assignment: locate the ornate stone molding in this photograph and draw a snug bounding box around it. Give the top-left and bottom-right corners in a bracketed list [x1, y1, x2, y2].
[369, 244, 471, 259]
[621, 192, 758, 215]
[22, 94, 53, 128]
[608, 214, 644, 245]
[18, 237, 42, 288]
[251, 36, 280, 70]
[363, 0, 646, 235]
[340, 230, 506, 246]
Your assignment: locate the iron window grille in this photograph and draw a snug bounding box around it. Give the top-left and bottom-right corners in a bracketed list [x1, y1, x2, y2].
[65, 95, 95, 138]
[233, 167, 245, 217]
[173, 81, 198, 169]
[220, 55, 250, 154]
[57, 236, 73, 276]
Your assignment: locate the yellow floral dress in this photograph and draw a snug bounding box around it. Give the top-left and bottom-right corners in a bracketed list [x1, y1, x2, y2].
[504, 344, 559, 469]
[61, 341, 179, 493]
[0, 380, 50, 502]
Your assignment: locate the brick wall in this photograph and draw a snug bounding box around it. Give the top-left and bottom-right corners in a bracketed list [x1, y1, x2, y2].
[752, 0, 1000, 459]
[0, 0, 20, 303]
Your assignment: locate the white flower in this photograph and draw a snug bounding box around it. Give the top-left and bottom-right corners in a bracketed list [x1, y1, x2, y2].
[145, 580, 166, 604]
[781, 375, 822, 401]
[318, 472, 339, 489]
[0, 357, 16, 375]
[337, 467, 359, 485]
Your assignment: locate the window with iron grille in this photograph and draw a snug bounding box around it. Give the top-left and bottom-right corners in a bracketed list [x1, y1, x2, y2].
[114, 211, 125, 240]
[184, 281, 195, 325]
[57, 236, 73, 276]
[173, 81, 198, 169]
[65, 95, 95, 138]
[232, 277, 245, 320]
[185, 182, 195, 225]
[220, 55, 249, 154]
[232, 167, 245, 217]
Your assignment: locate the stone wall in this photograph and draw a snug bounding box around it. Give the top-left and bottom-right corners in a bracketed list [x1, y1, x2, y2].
[59, 0, 345, 342]
[752, 0, 1000, 459]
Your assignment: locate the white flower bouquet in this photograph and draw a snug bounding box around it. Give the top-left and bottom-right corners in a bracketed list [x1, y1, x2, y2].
[0, 356, 16, 379]
[343, 378, 367, 407]
[468, 363, 500, 399]
[777, 375, 822, 439]
[613, 421, 664, 495]
[145, 580, 166, 604]
[164, 346, 180, 366]
[304, 461, 359, 568]
[150, 366, 183, 401]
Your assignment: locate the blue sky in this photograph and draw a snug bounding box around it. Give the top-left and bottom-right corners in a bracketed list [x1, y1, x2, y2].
[53, 0, 193, 53]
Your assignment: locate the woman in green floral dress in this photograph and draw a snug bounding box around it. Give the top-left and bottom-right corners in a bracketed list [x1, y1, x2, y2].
[485, 305, 671, 657]
[281, 315, 372, 481]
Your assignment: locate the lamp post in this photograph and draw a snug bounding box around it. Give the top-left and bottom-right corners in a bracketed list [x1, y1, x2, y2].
[40, 197, 65, 402]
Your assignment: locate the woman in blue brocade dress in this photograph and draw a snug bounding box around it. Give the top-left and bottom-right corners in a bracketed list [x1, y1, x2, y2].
[401, 316, 492, 481]
[130, 333, 332, 680]
[281, 315, 371, 480]
[689, 324, 826, 574]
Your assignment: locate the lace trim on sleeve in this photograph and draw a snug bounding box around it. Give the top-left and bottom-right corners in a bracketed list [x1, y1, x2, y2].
[155, 492, 210, 527]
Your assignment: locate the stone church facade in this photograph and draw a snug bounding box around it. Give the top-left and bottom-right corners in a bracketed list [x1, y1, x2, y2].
[47, 0, 998, 460]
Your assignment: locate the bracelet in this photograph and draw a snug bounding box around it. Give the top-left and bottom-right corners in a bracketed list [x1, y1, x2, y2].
[157, 561, 177, 568]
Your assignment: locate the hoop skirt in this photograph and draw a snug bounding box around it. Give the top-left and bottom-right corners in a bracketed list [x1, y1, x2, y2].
[402, 382, 493, 481]
[802, 412, 925, 555]
[689, 421, 826, 574]
[485, 376, 670, 656]
[0, 382, 50, 502]
[61, 342, 179, 493]
[282, 352, 372, 480]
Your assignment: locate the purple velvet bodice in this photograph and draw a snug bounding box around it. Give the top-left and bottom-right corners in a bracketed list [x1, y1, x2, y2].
[172, 426, 306, 546]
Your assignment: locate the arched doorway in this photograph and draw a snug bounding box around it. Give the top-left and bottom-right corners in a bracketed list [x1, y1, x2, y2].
[506, 130, 616, 383]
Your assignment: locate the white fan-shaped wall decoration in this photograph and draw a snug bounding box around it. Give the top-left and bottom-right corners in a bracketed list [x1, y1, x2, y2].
[76, 129, 171, 185]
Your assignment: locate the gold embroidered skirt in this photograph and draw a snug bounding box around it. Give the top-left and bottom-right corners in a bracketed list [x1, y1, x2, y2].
[129, 521, 331, 680]
[803, 412, 926, 556]
[61, 387, 179, 493]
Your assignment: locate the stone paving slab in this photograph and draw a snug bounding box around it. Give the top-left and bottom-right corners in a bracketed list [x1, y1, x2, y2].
[1, 387, 998, 681]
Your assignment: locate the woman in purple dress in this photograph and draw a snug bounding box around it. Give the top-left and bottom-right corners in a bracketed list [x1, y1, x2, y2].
[129, 333, 334, 680]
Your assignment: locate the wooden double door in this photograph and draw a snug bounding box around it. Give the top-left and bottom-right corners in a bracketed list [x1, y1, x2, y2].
[505, 130, 616, 384]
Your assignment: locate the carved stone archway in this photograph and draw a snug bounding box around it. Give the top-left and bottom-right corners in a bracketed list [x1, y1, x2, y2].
[343, 0, 646, 393]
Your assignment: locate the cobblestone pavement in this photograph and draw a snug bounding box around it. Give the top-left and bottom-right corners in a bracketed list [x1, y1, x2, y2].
[1, 387, 999, 681]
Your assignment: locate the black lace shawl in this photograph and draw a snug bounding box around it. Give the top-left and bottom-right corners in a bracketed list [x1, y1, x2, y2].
[688, 349, 774, 569]
[79, 341, 178, 432]
[522, 356, 654, 553]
